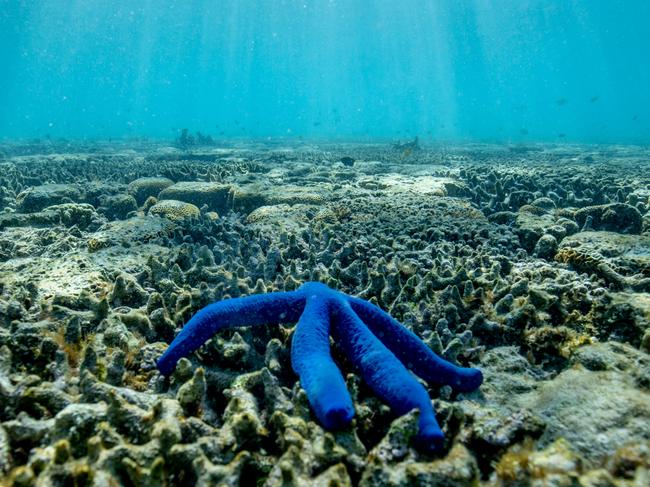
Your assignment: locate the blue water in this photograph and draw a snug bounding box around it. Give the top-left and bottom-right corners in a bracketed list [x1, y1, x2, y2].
[1, 0, 649, 143]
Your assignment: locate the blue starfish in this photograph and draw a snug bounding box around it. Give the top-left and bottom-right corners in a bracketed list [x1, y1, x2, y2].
[157, 282, 482, 450]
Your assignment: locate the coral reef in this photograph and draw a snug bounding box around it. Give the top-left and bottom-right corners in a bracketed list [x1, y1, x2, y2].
[158, 182, 232, 213]
[0, 141, 649, 485]
[149, 200, 201, 222]
[128, 177, 174, 206]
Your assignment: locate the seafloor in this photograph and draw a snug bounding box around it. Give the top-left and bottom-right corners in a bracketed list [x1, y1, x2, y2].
[0, 140, 649, 486]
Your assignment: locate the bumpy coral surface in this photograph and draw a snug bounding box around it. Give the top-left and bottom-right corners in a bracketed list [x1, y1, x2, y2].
[0, 141, 649, 486]
[149, 199, 201, 222]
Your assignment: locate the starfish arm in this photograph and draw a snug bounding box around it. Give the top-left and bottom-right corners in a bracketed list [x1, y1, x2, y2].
[332, 300, 444, 450]
[291, 293, 354, 430]
[157, 290, 305, 376]
[348, 296, 483, 392]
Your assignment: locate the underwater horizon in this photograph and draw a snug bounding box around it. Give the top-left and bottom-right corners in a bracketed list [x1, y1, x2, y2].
[1, 0, 650, 144]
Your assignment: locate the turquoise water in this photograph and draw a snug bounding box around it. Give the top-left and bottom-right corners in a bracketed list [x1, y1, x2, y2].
[1, 0, 649, 143]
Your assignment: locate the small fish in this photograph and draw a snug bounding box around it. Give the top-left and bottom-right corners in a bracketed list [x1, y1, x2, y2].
[632, 114, 639, 121]
[313, 121, 321, 127]
[340, 156, 355, 167]
[590, 95, 600, 103]
[558, 133, 566, 138]
[520, 128, 529, 135]
[556, 98, 568, 106]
